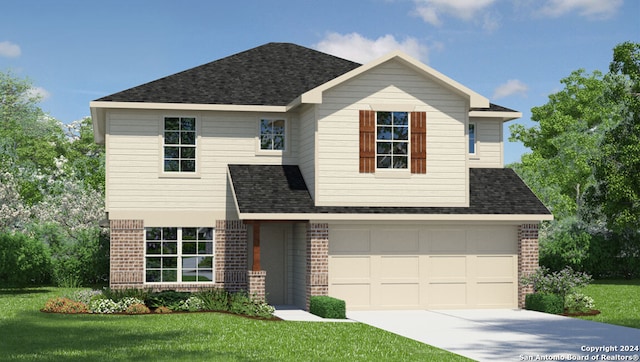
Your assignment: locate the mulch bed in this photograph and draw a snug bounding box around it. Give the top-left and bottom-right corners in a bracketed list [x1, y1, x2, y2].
[562, 309, 601, 317]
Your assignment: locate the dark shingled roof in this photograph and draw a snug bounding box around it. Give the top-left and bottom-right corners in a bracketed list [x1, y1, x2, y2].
[96, 43, 361, 106]
[228, 165, 551, 216]
[471, 103, 518, 113]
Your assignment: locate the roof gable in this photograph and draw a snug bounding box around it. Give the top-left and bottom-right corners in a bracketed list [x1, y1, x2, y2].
[95, 43, 361, 106]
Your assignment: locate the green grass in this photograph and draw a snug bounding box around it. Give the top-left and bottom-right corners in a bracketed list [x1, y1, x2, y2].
[0, 288, 470, 361]
[577, 279, 640, 329]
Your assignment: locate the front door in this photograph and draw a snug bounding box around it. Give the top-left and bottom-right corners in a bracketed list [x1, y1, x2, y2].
[260, 224, 286, 305]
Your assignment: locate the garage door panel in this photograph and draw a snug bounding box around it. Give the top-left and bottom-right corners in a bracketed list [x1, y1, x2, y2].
[429, 230, 467, 253]
[428, 283, 467, 306]
[428, 256, 467, 280]
[330, 284, 371, 308]
[476, 256, 516, 279]
[475, 228, 518, 254]
[379, 283, 420, 306]
[329, 256, 370, 279]
[329, 229, 370, 253]
[379, 256, 419, 279]
[476, 282, 516, 306]
[372, 229, 420, 253]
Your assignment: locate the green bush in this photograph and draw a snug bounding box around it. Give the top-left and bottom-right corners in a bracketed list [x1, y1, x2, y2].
[145, 290, 191, 309]
[228, 292, 274, 318]
[521, 266, 592, 307]
[195, 288, 230, 311]
[525, 293, 564, 314]
[309, 296, 346, 319]
[102, 288, 150, 302]
[0, 232, 51, 287]
[565, 292, 595, 314]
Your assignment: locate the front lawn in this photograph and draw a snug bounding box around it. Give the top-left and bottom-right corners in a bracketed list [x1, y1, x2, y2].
[0, 288, 470, 361]
[578, 279, 640, 329]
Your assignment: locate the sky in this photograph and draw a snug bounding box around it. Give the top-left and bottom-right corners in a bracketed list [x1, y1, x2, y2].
[1, 0, 638, 164]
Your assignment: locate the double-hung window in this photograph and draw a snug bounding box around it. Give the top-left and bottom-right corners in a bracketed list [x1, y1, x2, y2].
[145, 227, 214, 283]
[376, 111, 409, 169]
[164, 117, 196, 173]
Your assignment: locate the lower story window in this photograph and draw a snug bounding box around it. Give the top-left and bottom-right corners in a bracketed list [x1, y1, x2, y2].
[145, 227, 215, 283]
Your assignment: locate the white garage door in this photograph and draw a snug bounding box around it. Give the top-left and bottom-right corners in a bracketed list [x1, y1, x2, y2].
[328, 224, 518, 310]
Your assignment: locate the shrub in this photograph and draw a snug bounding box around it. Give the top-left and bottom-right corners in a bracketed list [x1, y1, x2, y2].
[228, 292, 274, 319]
[102, 288, 150, 302]
[0, 232, 51, 287]
[145, 291, 190, 309]
[154, 306, 172, 314]
[565, 292, 595, 314]
[521, 266, 592, 307]
[174, 296, 205, 312]
[195, 288, 230, 311]
[42, 297, 88, 314]
[126, 303, 150, 314]
[69, 289, 103, 305]
[90, 298, 120, 314]
[309, 296, 346, 319]
[525, 293, 564, 314]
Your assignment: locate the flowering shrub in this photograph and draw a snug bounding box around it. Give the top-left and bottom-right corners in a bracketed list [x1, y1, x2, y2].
[125, 303, 150, 314]
[521, 266, 592, 301]
[228, 292, 275, 318]
[174, 296, 205, 312]
[42, 297, 88, 314]
[119, 297, 145, 311]
[565, 293, 595, 313]
[90, 298, 120, 314]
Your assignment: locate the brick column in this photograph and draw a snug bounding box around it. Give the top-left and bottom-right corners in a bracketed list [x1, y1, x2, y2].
[306, 223, 329, 310]
[518, 223, 540, 308]
[215, 220, 248, 292]
[109, 219, 145, 289]
[247, 270, 267, 302]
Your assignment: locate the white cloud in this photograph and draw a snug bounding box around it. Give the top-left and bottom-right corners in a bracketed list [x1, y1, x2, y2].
[413, 0, 497, 26]
[314, 32, 429, 64]
[539, 0, 623, 19]
[26, 86, 52, 101]
[492, 79, 528, 99]
[0, 40, 21, 58]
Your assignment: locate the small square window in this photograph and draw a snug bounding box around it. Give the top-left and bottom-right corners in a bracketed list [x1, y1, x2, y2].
[259, 119, 286, 151]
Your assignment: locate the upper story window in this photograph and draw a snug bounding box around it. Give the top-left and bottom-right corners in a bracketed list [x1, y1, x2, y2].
[260, 119, 286, 151]
[164, 117, 196, 173]
[469, 123, 476, 154]
[376, 111, 409, 169]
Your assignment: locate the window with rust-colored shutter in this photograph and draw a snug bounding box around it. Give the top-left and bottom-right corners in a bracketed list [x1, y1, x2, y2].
[359, 110, 376, 173]
[410, 111, 427, 174]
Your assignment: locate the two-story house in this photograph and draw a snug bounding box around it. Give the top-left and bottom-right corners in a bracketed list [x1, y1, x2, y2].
[91, 42, 551, 311]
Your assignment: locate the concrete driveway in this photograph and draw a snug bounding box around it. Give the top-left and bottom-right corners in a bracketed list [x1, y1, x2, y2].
[347, 309, 640, 361]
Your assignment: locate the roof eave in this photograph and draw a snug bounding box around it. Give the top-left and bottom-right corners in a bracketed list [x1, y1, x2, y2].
[469, 110, 523, 122]
[237, 212, 553, 222]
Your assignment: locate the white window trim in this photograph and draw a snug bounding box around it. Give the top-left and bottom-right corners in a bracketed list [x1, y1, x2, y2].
[256, 117, 289, 155]
[159, 115, 201, 179]
[374, 111, 411, 171]
[144, 227, 216, 284]
[469, 122, 477, 155]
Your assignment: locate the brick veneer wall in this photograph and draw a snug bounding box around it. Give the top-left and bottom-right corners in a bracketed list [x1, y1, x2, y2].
[518, 223, 540, 308]
[109, 219, 145, 289]
[215, 220, 248, 292]
[305, 223, 329, 310]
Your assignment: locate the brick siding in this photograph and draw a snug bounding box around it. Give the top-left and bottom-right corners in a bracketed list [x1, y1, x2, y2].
[518, 223, 540, 308]
[109, 219, 145, 289]
[247, 270, 267, 301]
[305, 223, 329, 310]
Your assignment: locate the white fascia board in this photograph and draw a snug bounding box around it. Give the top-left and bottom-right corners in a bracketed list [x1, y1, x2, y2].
[297, 50, 490, 108]
[469, 110, 522, 122]
[238, 212, 554, 222]
[89, 101, 288, 113]
[90, 107, 105, 145]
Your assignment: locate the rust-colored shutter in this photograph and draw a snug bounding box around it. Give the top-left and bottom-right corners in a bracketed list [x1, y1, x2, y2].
[410, 111, 427, 174]
[359, 110, 376, 173]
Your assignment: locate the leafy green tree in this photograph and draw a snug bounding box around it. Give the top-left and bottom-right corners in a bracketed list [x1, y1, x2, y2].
[587, 42, 640, 234]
